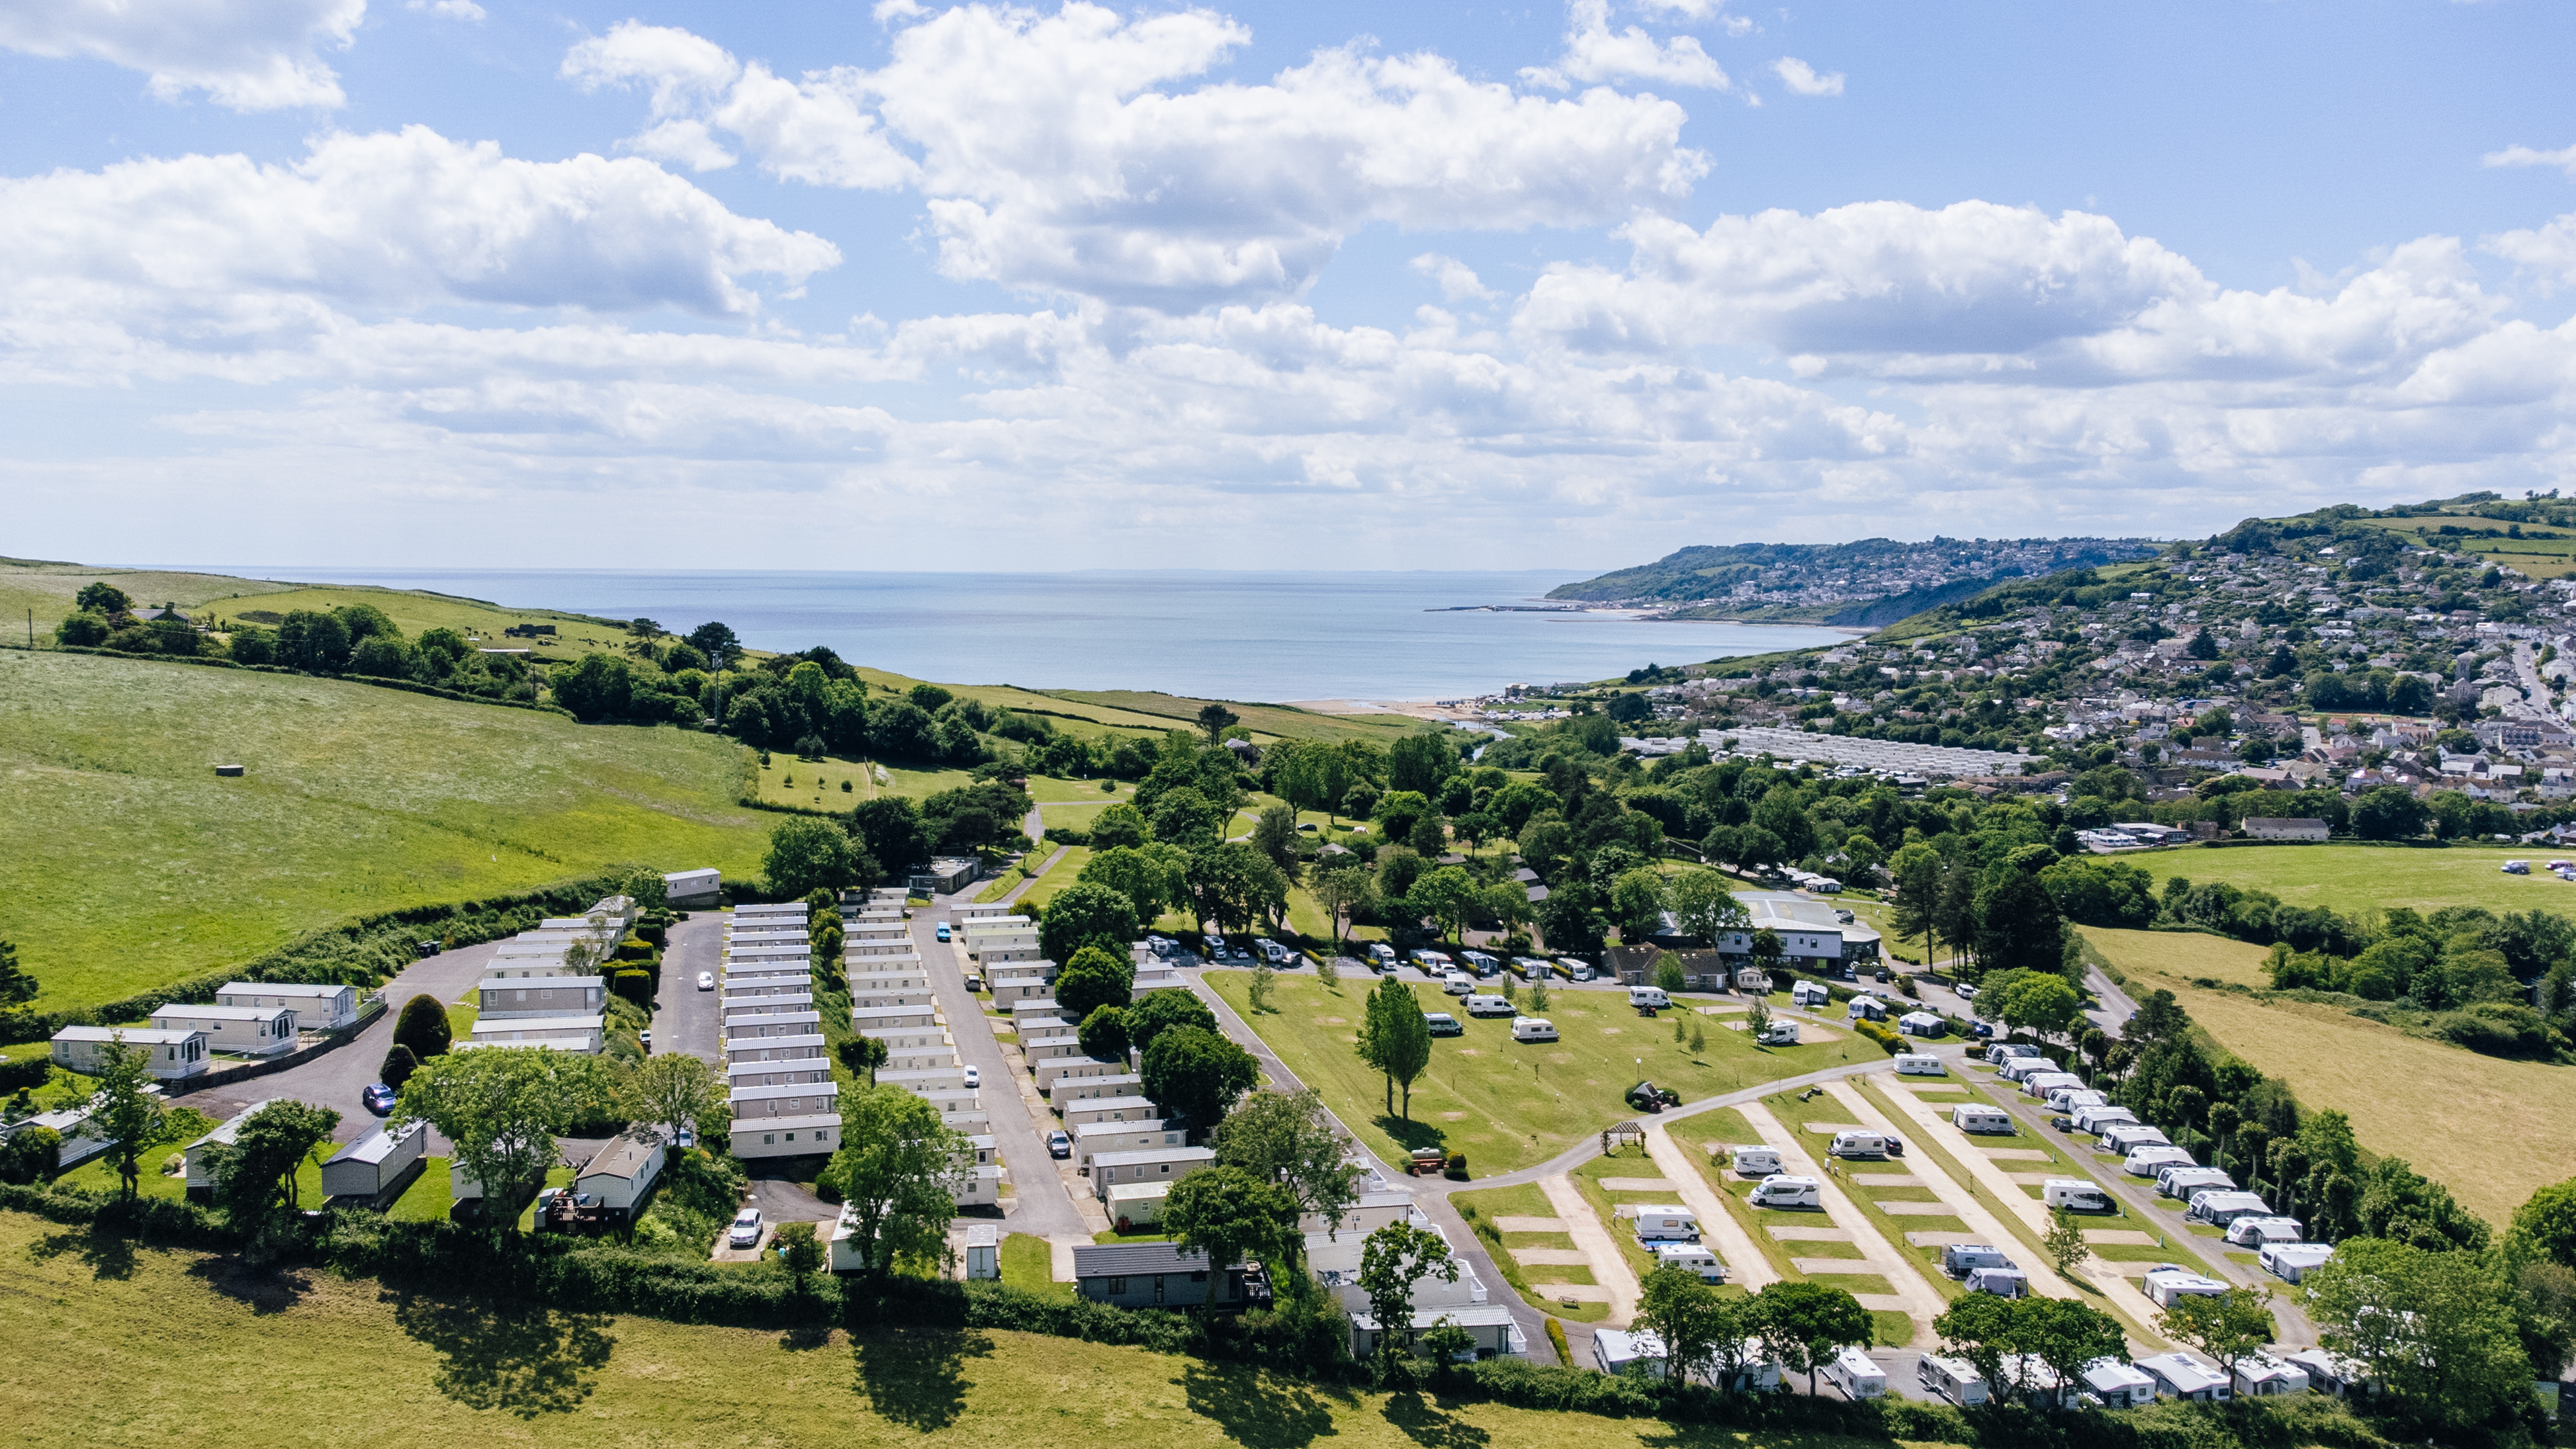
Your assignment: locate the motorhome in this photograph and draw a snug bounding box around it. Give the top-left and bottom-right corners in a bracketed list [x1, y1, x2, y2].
[1368, 944, 1396, 969]
[1462, 994, 1513, 1017]
[1828, 1131, 1888, 1160]
[1893, 1053, 1947, 1076]
[1940, 1243, 2015, 1278]
[1730, 1145, 1783, 1177]
[2260, 1242, 2336, 1284]
[2043, 1178, 2109, 1212]
[2225, 1215, 2304, 1247]
[1790, 979, 1831, 1010]
[1441, 971, 1474, 996]
[1750, 1174, 1821, 1208]
[2125, 1145, 2196, 1177]
[1650, 1243, 1725, 1282]
[1820, 1346, 1887, 1401]
[1509, 1016, 1558, 1042]
[1627, 985, 1671, 1010]
[1917, 1354, 1990, 1407]
[1951, 1104, 2014, 1134]
[1557, 957, 1595, 982]
[1628, 1205, 1700, 1242]
[1756, 1020, 1800, 1045]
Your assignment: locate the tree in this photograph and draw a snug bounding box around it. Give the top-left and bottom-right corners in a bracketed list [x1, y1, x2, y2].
[2016, 1296, 2128, 1405]
[775, 1220, 824, 1292]
[1536, 880, 1606, 957]
[1312, 865, 1377, 951]
[2507, 1176, 2576, 1271]
[378, 1042, 420, 1090]
[208, 1098, 340, 1242]
[1077, 1004, 1131, 1061]
[1358, 1221, 1458, 1362]
[823, 1086, 970, 1277]
[1039, 882, 1141, 966]
[89, 1033, 168, 1200]
[1998, 973, 2084, 1051]
[1186, 842, 1291, 934]
[849, 796, 933, 875]
[2307, 1237, 2534, 1436]
[551, 652, 635, 720]
[0, 1125, 62, 1185]
[1140, 1025, 1260, 1131]
[1749, 927, 1785, 978]
[74, 581, 131, 615]
[396, 1047, 617, 1228]
[393, 992, 452, 1060]
[1080, 844, 1189, 924]
[627, 1053, 727, 1144]
[54, 611, 111, 647]
[1125, 988, 1218, 1052]
[0, 939, 36, 1006]
[1247, 963, 1276, 1013]
[2043, 1206, 2092, 1277]
[1655, 953, 1687, 996]
[1356, 975, 1433, 1120]
[1194, 702, 1241, 746]
[1609, 867, 1670, 943]
[2351, 785, 2430, 841]
[1933, 1290, 2020, 1403]
[764, 816, 863, 899]
[1212, 1088, 1360, 1252]
[276, 609, 351, 672]
[1638, 1265, 1740, 1387]
[1887, 842, 1946, 967]
[1162, 1165, 1298, 1316]
[684, 621, 741, 668]
[837, 1035, 890, 1086]
[2158, 1286, 2276, 1383]
[1668, 871, 1747, 947]
[1055, 943, 1135, 1019]
[1756, 1279, 1875, 1394]
[1410, 866, 1480, 944]
[1249, 803, 1302, 874]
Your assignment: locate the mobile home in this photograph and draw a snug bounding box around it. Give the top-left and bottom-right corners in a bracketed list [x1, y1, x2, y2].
[2232, 1352, 2311, 1397]
[52, 1025, 206, 1080]
[148, 1002, 298, 1057]
[1820, 1346, 1886, 1400]
[214, 981, 360, 1030]
[319, 1121, 427, 1208]
[2135, 1352, 2231, 1402]
[2080, 1358, 2158, 1408]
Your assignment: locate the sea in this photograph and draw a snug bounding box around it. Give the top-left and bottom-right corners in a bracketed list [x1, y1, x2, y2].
[210, 567, 1853, 703]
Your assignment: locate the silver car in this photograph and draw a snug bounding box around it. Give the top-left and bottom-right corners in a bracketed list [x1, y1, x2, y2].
[728, 1207, 762, 1249]
[697, 971, 715, 990]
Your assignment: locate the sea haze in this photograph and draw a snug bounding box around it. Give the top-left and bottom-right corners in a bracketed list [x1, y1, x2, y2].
[209, 568, 1853, 702]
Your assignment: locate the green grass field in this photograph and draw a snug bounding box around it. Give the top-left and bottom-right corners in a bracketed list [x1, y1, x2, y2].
[1206, 972, 1858, 1176]
[2, 1211, 1882, 1449]
[1017, 848, 1096, 910]
[1452, 1182, 1609, 1324]
[2163, 842, 2576, 922]
[0, 650, 769, 1008]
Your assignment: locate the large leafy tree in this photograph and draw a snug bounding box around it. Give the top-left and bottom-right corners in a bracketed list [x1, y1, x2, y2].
[1078, 844, 1190, 924]
[824, 1085, 971, 1277]
[1161, 1164, 1296, 1315]
[2307, 1237, 2534, 1436]
[1355, 976, 1432, 1120]
[209, 1099, 340, 1242]
[1667, 871, 1748, 947]
[393, 992, 453, 1060]
[1638, 1264, 1744, 1388]
[1310, 865, 1377, 953]
[1409, 866, 1480, 944]
[1055, 943, 1136, 1019]
[627, 1054, 727, 1145]
[1125, 989, 1218, 1053]
[763, 816, 869, 899]
[1609, 867, 1670, 944]
[1212, 1088, 1360, 1256]
[88, 1034, 169, 1200]
[1184, 842, 1289, 934]
[2156, 1286, 2276, 1384]
[1754, 1280, 1874, 1395]
[1139, 1025, 1260, 1132]
[1358, 1221, 1457, 1362]
[848, 796, 933, 875]
[1039, 881, 1141, 965]
[396, 1047, 618, 1228]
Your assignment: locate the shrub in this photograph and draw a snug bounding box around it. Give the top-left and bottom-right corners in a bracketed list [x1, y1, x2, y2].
[54, 611, 112, 647]
[1544, 1316, 1571, 1367]
[0, 1126, 62, 1184]
[611, 969, 652, 1008]
[0, 1054, 51, 1093]
[393, 993, 453, 1059]
[1445, 1153, 1467, 1178]
[378, 1043, 419, 1090]
[1851, 1018, 1904, 1054]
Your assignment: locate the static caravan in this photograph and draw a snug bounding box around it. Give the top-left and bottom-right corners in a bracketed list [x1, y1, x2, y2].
[731, 1113, 838, 1159]
[1893, 1053, 1946, 1076]
[574, 1133, 667, 1219]
[1592, 1329, 1668, 1380]
[1074, 1122, 1187, 1171]
[52, 1025, 207, 1080]
[2232, 1352, 2311, 1397]
[2225, 1215, 2304, 1247]
[1730, 1145, 1783, 1177]
[2284, 1347, 2369, 1396]
[1736, 967, 1773, 992]
[2042, 1178, 2108, 1212]
[1790, 980, 1831, 1010]
[2135, 1352, 2231, 1402]
[150, 1002, 298, 1057]
[1090, 1145, 1216, 1200]
[1063, 1095, 1160, 1127]
[1820, 1346, 1886, 1401]
[183, 1100, 278, 1197]
[1628, 1204, 1700, 1242]
[1965, 1266, 2029, 1298]
[1510, 1016, 1558, 1042]
[1951, 1105, 2014, 1135]
[2260, 1242, 2336, 1284]
[2124, 1145, 2195, 1178]
[1462, 994, 1513, 1018]
[1828, 1131, 1888, 1160]
[214, 981, 360, 1030]
[1941, 1243, 2016, 1277]
[1750, 1174, 1820, 1208]
[1105, 1181, 1170, 1231]
[320, 1122, 427, 1208]
[1650, 1242, 1725, 1282]
[2080, 1358, 2158, 1408]
[2157, 1165, 2235, 1199]
[1917, 1354, 1990, 1407]
[2184, 1189, 2274, 1226]
[2141, 1265, 2230, 1309]
[1896, 1012, 1947, 1038]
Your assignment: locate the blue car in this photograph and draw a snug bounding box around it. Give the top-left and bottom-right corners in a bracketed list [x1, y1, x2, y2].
[936, 923, 952, 942]
[362, 1082, 397, 1115]
[1969, 1020, 1996, 1039]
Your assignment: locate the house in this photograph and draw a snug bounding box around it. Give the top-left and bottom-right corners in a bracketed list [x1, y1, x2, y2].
[477, 977, 605, 1020]
[662, 867, 722, 908]
[2241, 817, 2330, 842]
[183, 1100, 277, 1198]
[1069, 1241, 1265, 1311]
[149, 1002, 298, 1057]
[463, 1014, 604, 1053]
[51, 1025, 207, 1080]
[2135, 1352, 2231, 1401]
[215, 981, 359, 1030]
[1090, 1145, 1215, 1200]
[574, 1133, 667, 1221]
[321, 1121, 428, 1208]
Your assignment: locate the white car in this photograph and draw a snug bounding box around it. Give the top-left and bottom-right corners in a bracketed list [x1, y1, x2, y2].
[1954, 983, 1979, 1001]
[728, 1208, 762, 1249]
[962, 1065, 980, 1089]
[697, 971, 715, 990]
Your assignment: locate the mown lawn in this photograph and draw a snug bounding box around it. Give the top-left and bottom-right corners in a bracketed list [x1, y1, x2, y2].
[1018, 848, 1096, 910]
[1, 1210, 1894, 1449]
[1206, 972, 1857, 1177]
[1000, 1233, 1072, 1303]
[2164, 842, 2576, 922]
[1453, 1182, 1607, 1325]
[0, 650, 769, 1009]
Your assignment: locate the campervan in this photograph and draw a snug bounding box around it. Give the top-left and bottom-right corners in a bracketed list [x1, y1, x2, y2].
[1750, 1174, 1821, 1208]
[1820, 1346, 1886, 1401]
[1628, 985, 1671, 1010]
[1997, 1057, 2060, 1084]
[1630, 1205, 1700, 1242]
[2100, 1123, 2173, 1155]
[2124, 1145, 2195, 1177]
[1941, 1243, 2015, 1278]
[1894, 1053, 1947, 1076]
[1442, 971, 1474, 996]
[1650, 1243, 1725, 1282]
[1368, 944, 1396, 969]
[2225, 1215, 2304, 1247]
[1730, 1145, 1783, 1178]
[1790, 980, 1831, 1010]
[1509, 1016, 1558, 1042]
[1828, 1131, 1888, 1160]
[1918, 1354, 1990, 1407]
[1951, 1105, 2014, 1135]
[1462, 994, 1513, 1017]
[1421, 1012, 1463, 1037]
[2157, 1165, 2235, 1199]
[2043, 1178, 2108, 1212]
[1756, 1020, 1800, 1045]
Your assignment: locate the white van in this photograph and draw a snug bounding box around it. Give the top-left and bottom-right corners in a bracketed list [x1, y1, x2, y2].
[1918, 1354, 1990, 1407]
[1790, 979, 1831, 1009]
[2125, 1145, 2196, 1178]
[1510, 1016, 1558, 1042]
[1829, 1131, 1888, 1160]
[1462, 993, 1513, 1017]
[1442, 971, 1474, 996]
[1650, 1242, 1726, 1283]
[1820, 1346, 1887, 1401]
[1751, 1174, 1820, 1208]
[1894, 1053, 1947, 1076]
[1731, 1145, 1783, 1177]
[1628, 985, 1671, 1010]
[1630, 1204, 1700, 1241]
[1951, 1105, 2014, 1135]
[2043, 1178, 2108, 1212]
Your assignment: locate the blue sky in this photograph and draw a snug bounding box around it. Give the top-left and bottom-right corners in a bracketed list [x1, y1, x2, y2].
[2, 0, 2573, 570]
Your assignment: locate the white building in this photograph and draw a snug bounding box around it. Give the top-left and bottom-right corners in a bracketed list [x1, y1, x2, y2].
[214, 981, 359, 1030]
[51, 1025, 206, 1080]
[149, 1002, 298, 1057]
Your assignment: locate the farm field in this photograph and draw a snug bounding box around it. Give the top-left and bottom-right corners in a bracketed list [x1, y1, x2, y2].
[1051, 689, 1442, 747]
[0, 1211, 1858, 1449]
[2086, 926, 2576, 1225]
[0, 560, 302, 636]
[1205, 972, 1856, 1176]
[2159, 843, 2576, 922]
[0, 650, 769, 1008]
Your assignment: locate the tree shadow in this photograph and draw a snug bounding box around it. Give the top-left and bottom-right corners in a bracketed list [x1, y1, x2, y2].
[186, 1256, 313, 1315]
[388, 1292, 617, 1418]
[778, 1320, 837, 1352]
[26, 1226, 137, 1281]
[850, 1323, 989, 1430]
[1380, 1388, 1492, 1449]
[1177, 1360, 1342, 1449]
[1372, 1115, 1448, 1154]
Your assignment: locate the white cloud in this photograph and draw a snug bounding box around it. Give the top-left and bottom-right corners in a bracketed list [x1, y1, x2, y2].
[568, 5, 1707, 308]
[1771, 56, 1843, 97]
[1523, 0, 1730, 91]
[2488, 212, 2576, 289]
[406, 0, 484, 21]
[1411, 253, 1495, 302]
[0, 0, 366, 109]
[2484, 144, 2576, 180]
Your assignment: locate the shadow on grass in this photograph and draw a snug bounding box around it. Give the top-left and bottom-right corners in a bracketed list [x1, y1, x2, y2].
[851, 1324, 989, 1430]
[388, 1293, 617, 1418]
[779, 1320, 837, 1352]
[1381, 1388, 1493, 1449]
[1373, 1115, 1448, 1155]
[185, 1256, 314, 1315]
[27, 1226, 137, 1281]
[1178, 1360, 1343, 1449]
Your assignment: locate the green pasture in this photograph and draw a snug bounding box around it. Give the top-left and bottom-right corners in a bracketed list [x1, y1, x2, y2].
[2164, 842, 2576, 923]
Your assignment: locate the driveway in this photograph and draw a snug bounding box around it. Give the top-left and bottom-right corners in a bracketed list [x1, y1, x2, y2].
[916, 887, 1086, 1239]
[651, 910, 725, 1063]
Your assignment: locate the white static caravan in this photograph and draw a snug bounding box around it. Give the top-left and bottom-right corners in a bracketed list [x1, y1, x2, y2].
[1730, 1145, 1783, 1177]
[2232, 1352, 2311, 1397]
[662, 867, 721, 907]
[1892, 1053, 1946, 1076]
[2124, 1145, 2195, 1178]
[1061, 1095, 1160, 1128]
[215, 981, 361, 1030]
[1916, 1354, 1990, 1407]
[320, 1121, 427, 1208]
[1951, 1104, 2015, 1135]
[52, 1025, 207, 1080]
[149, 1002, 298, 1057]
[2260, 1242, 2336, 1284]
[1750, 1174, 1820, 1208]
[2141, 1264, 2230, 1309]
[1820, 1346, 1887, 1400]
[2080, 1358, 2158, 1408]
[183, 1100, 277, 1196]
[2135, 1352, 2231, 1402]
[2225, 1215, 2305, 1247]
[1089, 1145, 1216, 1201]
[1650, 1242, 1725, 1282]
[575, 1134, 667, 1219]
[2042, 1178, 2108, 1212]
[1627, 1205, 1700, 1242]
[1073, 1121, 1186, 1171]
[1104, 1181, 1169, 1231]
[1828, 1131, 1888, 1160]
[1593, 1329, 1668, 1380]
[731, 1112, 839, 1160]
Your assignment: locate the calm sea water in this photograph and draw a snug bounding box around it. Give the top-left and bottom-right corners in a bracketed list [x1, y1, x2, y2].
[209, 567, 1851, 702]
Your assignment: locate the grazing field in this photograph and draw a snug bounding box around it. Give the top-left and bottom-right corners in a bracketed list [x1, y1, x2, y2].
[2160, 843, 2576, 923]
[1051, 689, 1443, 746]
[1206, 972, 1857, 1176]
[2078, 928, 2273, 988]
[0, 650, 768, 1008]
[0, 561, 300, 635]
[0, 1211, 1869, 1449]
[2086, 927, 2576, 1225]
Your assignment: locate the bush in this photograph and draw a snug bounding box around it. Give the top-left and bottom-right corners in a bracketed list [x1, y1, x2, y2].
[611, 969, 652, 1008]
[1851, 1018, 1904, 1054]
[2436, 1002, 2552, 1057]
[0, 1054, 51, 1093]
[0, 1126, 62, 1184]
[393, 993, 453, 1059]
[1544, 1316, 1571, 1366]
[378, 1043, 419, 1090]
[1444, 1153, 1467, 1178]
[54, 611, 112, 647]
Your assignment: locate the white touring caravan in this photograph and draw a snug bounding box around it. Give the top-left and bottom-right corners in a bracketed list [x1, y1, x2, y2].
[1951, 1104, 2014, 1135]
[1730, 1145, 1784, 1178]
[1509, 1016, 1558, 1042]
[1828, 1131, 1888, 1160]
[1820, 1346, 1887, 1400]
[1751, 1174, 1822, 1208]
[1790, 980, 1831, 1010]
[2042, 1178, 2109, 1212]
[2157, 1165, 2235, 1200]
[2124, 1145, 2196, 1178]
[1917, 1354, 1990, 1407]
[2260, 1242, 2336, 1284]
[1893, 1053, 1947, 1076]
[2225, 1215, 2305, 1247]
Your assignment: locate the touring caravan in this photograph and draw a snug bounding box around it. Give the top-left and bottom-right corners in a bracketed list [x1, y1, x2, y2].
[2225, 1215, 2304, 1247]
[1917, 1354, 1990, 1407]
[1730, 1145, 1783, 1178]
[1951, 1104, 2015, 1135]
[2157, 1165, 2235, 1199]
[1828, 1131, 1888, 1160]
[1751, 1174, 1821, 1208]
[1790, 980, 1831, 1010]
[1509, 1016, 1558, 1042]
[2260, 1242, 2335, 1284]
[1997, 1057, 2060, 1084]
[1894, 1053, 1946, 1076]
[2074, 1104, 2139, 1135]
[2124, 1145, 2196, 1177]
[2048, 1085, 2105, 1112]
[1557, 958, 1594, 981]
[1965, 1266, 2029, 1298]
[2233, 1352, 2311, 1398]
[1629, 1204, 1700, 1242]
[2141, 1266, 2230, 1309]
[2185, 1189, 2274, 1226]
[2022, 1072, 2086, 1100]
[1845, 996, 1890, 1023]
[2042, 1178, 2108, 1212]
[1897, 1011, 1947, 1037]
[2080, 1358, 2158, 1409]
[1984, 1043, 2044, 1065]
[1820, 1346, 1887, 1401]
[1941, 1243, 2016, 1277]
[1462, 994, 1513, 1017]
[1650, 1242, 1726, 1282]
[2100, 1123, 2172, 1155]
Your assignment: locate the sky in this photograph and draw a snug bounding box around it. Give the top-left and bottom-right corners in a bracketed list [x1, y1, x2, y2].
[3, 0, 2575, 571]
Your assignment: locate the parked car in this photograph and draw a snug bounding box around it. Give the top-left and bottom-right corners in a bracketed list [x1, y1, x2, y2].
[361, 1082, 396, 1115]
[1970, 1021, 1996, 1039]
[1955, 983, 1979, 1001]
[696, 971, 715, 990]
[1049, 1131, 1071, 1159]
[936, 922, 952, 942]
[728, 1208, 763, 1248]
[962, 1065, 980, 1089]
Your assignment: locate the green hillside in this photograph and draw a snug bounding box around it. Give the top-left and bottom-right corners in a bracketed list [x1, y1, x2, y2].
[0, 650, 768, 1008]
